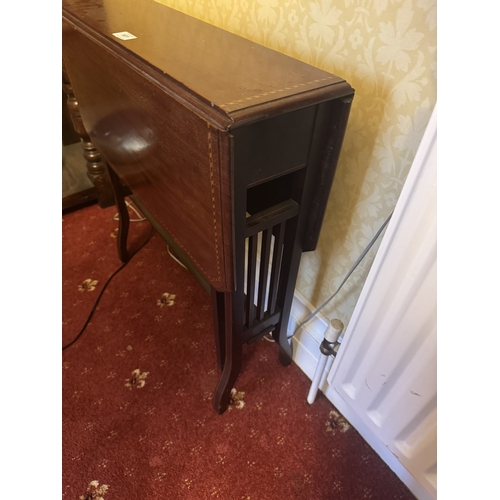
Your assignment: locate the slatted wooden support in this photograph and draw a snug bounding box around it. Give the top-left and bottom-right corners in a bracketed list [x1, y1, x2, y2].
[243, 199, 299, 335]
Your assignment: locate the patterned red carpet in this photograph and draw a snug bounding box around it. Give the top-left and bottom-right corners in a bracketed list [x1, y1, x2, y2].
[62, 201, 415, 500]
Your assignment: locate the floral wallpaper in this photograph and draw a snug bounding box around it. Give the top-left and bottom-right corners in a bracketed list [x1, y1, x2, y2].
[155, 0, 437, 325]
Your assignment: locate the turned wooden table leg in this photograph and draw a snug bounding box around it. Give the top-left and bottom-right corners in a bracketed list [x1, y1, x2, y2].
[62, 65, 114, 208]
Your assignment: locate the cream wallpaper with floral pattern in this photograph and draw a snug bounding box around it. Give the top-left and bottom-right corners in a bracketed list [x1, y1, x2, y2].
[154, 0, 437, 325]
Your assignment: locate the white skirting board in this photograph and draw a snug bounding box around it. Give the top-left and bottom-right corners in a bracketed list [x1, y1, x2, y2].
[287, 290, 331, 385]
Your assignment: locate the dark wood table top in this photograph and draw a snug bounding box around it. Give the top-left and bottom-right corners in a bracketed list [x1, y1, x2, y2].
[62, 0, 354, 293]
[62, 0, 353, 129]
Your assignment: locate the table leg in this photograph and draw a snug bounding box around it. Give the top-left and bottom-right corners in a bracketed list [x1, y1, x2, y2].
[107, 166, 130, 263]
[211, 287, 226, 371]
[212, 290, 244, 414]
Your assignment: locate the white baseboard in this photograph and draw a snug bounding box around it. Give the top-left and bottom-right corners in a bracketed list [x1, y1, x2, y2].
[287, 290, 433, 500]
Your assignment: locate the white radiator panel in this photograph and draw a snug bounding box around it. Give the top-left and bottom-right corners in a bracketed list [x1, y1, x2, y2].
[327, 107, 437, 499]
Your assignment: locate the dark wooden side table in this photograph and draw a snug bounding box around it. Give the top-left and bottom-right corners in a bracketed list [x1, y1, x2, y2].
[62, 0, 354, 414]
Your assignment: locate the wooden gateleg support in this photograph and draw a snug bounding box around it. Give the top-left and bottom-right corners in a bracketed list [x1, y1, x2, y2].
[243, 200, 300, 367]
[211, 198, 302, 413]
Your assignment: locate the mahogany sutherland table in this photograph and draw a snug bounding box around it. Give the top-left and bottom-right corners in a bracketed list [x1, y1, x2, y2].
[62, 0, 354, 414]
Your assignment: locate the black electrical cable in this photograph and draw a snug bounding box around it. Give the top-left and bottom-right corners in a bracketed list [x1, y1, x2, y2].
[62, 225, 154, 351]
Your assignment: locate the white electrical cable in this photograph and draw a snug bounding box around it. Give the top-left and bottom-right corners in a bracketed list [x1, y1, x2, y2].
[167, 245, 187, 269]
[113, 200, 147, 222]
[112, 199, 188, 270]
[289, 211, 393, 339]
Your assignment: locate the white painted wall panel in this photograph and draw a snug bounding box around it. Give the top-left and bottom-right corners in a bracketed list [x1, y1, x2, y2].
[326, 107, 437, 500]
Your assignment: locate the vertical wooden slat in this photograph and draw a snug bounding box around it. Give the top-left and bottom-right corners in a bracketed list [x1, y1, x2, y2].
[257, 229, 272, 320]
[246, 235, 258, 327]
[268, 222, 285, 314]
